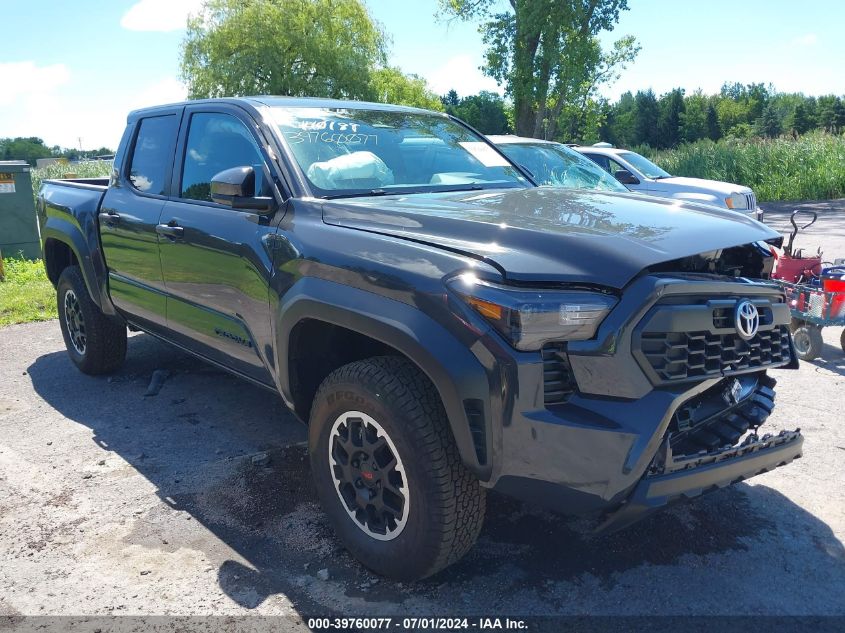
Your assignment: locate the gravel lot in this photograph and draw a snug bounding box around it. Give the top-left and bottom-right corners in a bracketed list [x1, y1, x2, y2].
[1, 201, 844, 622]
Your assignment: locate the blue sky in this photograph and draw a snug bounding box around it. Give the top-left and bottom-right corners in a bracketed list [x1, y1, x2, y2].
[1, 0, 843, 149]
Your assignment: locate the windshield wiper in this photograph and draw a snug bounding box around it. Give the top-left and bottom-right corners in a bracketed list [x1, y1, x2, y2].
[431, 184, 484, 193]
[321, 189, 413, 200]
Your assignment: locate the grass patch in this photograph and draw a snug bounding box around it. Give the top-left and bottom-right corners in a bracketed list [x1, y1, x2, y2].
[0, 256, 56, 326]
[644, 132, 845, 202]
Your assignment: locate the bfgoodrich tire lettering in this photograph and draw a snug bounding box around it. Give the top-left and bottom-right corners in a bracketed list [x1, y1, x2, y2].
[309, 356, 486, 580]
[57, 266, 127, 375]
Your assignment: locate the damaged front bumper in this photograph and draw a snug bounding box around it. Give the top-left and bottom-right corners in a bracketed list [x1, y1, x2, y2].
[598, 427, 803, 532]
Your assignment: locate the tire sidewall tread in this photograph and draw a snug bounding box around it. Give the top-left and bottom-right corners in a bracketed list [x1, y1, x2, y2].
[56, 266, 127, 375]
[308, 356, 485, 581]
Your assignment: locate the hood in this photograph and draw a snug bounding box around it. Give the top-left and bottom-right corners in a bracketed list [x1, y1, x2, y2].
[321, 187, 780, 289]
[655, 176, 752, 196]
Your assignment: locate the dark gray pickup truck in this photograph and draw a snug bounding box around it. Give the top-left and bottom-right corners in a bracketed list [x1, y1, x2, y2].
[38, 97, 802, 580]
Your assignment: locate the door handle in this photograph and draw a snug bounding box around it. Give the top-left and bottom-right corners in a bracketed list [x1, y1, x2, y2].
[98, 211, 120, 226]
[156, 223, 184, 239]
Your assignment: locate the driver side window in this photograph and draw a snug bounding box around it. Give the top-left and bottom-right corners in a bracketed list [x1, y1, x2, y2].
[180, 112, 266, 202]
[607, 157, 629, 175]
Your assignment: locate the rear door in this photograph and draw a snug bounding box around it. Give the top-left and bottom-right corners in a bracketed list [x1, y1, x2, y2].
[157, 104, 280, 385]
[99, 110, 181, 330]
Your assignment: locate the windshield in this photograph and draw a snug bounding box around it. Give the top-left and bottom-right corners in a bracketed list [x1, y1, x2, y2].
[270, 107, 529, 198]
[498, 142, 628, 193]
[618, 151, 671, 179]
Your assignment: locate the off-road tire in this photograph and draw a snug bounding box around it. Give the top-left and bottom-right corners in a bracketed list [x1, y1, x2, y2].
[309, 356, 485, 580]
[57, 266, 127, 375]
[840, 329, 845, 354]
[792, 324, 823, 362]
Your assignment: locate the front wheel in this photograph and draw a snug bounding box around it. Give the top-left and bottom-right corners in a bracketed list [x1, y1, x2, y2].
[57, 266, 127, 375]
[309, 356, 485, 580]
[792, 324, 824, 361]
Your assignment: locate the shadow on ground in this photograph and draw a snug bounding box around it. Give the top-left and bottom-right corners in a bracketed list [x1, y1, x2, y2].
[26, 333, 845, 614]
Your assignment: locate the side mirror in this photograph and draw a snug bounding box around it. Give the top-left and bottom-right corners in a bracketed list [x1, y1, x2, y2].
[613, 169, 639, 185]
[211, 166, 277, 214]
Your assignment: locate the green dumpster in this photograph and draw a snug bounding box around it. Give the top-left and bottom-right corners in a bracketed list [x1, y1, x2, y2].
[0, 160, 41, 260]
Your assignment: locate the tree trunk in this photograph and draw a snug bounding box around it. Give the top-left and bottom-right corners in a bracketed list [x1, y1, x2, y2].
[512, 0, 542, 136]
[515, 101, 537, 136]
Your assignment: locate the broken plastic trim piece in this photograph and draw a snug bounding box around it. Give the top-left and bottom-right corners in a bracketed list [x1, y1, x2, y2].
[596, 428, 803, 533]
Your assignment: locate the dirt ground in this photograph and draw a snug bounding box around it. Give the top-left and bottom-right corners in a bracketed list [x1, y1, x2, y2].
[1, 201, 844, 623]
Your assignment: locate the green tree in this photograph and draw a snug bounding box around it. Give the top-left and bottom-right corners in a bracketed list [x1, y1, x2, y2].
[657, 88, 685, 148]
[369, 67, 443, 110]
[680, 91, 707, 143]
[603, 90, 635, 146]
[440, 0, 636, 138]
[633, 89, 659, 147]
[705, 102, 722, 141]
[548, 34, 638, 140]
[181, 0, 386, 99]
[786, 102, 812, 135]
[446, 91, 510, 134]
[441, 89, 460, 108]
[0, 137, 53, 166]
[755, 103, 782, 138]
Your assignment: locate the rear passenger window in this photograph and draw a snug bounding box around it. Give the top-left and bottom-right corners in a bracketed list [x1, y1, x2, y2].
[128, 115, 177, 195]
[180, 112, 266, 202]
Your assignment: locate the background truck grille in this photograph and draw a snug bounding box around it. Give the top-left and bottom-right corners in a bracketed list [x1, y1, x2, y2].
[745, 192, 756, 210]
[541, 343, 576, 405]
[640, 326, 791, 382]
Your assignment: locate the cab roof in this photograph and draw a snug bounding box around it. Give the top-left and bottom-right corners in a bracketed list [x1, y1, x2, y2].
[128, 96, 444, 120]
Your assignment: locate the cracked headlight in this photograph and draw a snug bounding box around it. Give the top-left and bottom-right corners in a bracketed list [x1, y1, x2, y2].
[448, 273, 617, 351]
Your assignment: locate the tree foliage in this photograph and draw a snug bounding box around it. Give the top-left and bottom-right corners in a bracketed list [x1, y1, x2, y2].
[0, 137, 114, 166]
[369, 67, 444, 111]
[0, 137, 52, 165]
[598, 83, 845, 149]
[440, 0, 637, 138]
[181, 0, 387, 99]
[441, 91, 510, 134]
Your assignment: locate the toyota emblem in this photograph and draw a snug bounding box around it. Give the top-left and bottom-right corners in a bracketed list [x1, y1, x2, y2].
[735, 300, 760, 340]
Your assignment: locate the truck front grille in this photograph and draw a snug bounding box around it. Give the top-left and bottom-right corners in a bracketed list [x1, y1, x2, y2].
[640, 325, 791, 382]
[745, 192, 756, 210]
[541, 343, 576, 405]
[633, 294, 792, 385]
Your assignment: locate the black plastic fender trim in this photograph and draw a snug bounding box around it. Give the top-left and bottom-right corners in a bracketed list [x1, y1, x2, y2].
[275, 277, 494, 481]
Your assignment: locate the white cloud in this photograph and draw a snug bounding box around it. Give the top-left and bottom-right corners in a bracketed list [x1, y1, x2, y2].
[120, 0, 204, 32]
[128, 77, 188, 110]
[424, 54, 503, 98]
[0, 61, 70, 106]
[790, 33, 818, 47]
[0, 76, 188, 149]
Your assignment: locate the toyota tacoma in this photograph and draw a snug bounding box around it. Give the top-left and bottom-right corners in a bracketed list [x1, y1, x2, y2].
[37, 97, 802, 580]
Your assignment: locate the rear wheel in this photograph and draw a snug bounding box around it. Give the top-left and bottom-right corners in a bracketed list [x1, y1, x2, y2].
[792, 324, 823, 361]
[57, 266, 127, 374]
[840, 329, 845, 353]
[308, 356, 485, 580]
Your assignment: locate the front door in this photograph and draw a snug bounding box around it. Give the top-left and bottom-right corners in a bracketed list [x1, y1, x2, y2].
[100, 112, 181, 330]
[158, 107, 280, 385]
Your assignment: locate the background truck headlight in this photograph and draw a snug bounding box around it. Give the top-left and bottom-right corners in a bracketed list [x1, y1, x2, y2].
[725, 193, 749, 210]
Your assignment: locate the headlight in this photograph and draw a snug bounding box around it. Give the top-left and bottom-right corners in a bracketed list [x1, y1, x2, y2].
[725, 193, 748, 210]
[448, 273, 617, 351]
